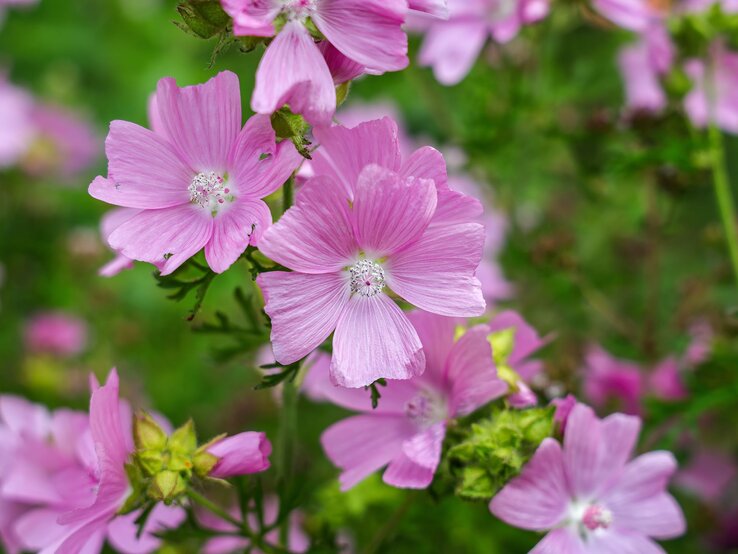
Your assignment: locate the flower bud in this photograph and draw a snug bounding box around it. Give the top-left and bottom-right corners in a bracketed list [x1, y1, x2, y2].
[149, 470, 187, 504]
[133, 412, 168, 451]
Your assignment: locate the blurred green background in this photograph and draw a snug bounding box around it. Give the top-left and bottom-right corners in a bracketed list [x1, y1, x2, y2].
[2, 0, 738, 551]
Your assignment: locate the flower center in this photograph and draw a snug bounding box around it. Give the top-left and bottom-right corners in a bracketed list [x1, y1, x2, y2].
[405, 389, 448, 428]
[349, 259, 386, 298]
[581, 505, 613, 531]
[189, 172, 233, 215]
[283, 0, 315, 18]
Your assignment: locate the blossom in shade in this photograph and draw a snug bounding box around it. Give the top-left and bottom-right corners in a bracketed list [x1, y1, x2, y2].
[89, 71, 301, 275]
[415, 0, 550, 85]
[201, 496, 309, 554]
[581, 345, 645, 415]
[257, 117, 486, 387]
[617, 24, 673, 114]
[23, 311, 88, 357]
[684, 41, 738, 134]
[0, 376, 185, 554]
[0, 75, 33, 169]
[220, 0, 410, 124]
[490, 403, 686, 552]
[316, 310, 507, 490]
[487, 310, 549, 408]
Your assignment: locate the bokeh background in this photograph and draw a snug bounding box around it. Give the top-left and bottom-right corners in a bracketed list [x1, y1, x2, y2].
[2, 0, 738, 552]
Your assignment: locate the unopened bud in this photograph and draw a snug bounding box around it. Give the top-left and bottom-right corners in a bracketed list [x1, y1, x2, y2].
[133, 412, 168, 451]
[149, 470, 187, 504]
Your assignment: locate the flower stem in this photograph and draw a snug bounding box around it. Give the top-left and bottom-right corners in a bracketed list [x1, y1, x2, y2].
[709, 123, 738, 289]
[276, 376, 298, 547]
[187, 488, 242, 528]
[282, 175, 294, 215]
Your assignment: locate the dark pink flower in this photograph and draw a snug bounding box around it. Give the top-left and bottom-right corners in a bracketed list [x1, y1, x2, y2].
[581, 345, 645, 415]
[206, 432, 272, 478]
[23, 311, 88, 357]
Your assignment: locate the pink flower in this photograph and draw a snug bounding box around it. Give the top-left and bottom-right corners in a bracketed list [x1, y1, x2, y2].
[551, 394, 577, 434]
[676, 449, 737, 504]
[220, 0, 409, 124]
[0, 377, 185, 554]
[257, 117, 486, 387]
[23, 311, 88, 357]
[648, 357, 688, 401]
[0, 76, 34, 169]
[317, 310, 506, 490]
[593, 0, 665, 31]
[581, 345, 645, 415]
[98, 208, 138, 277]
[201, 496, 309, 554]
[617, 24, 673, 113]
[206, 432, 272, 478]
[416, 0, 549, 85]
[490, 403, 686, 552]
[685, 319, 713, 366]
[684, 41, 738, 134]
[89, 71, 301, 275]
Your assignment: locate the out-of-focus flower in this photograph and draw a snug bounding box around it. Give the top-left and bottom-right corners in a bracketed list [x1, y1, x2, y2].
[0, 0, 37, 26]
[98, 208, 138, 277]
[206, 432, 272, 478]
[201, 496, 309, 554]
[0, 75, 34, 169]
[592, 0, 666, 31]
[258, 117, 486, 388]
[490, 403, 686, 551]
[617, 23, 673, 113]
[676, 449, 737, 503]
[0, 374, 185, 553]
[89, 71, 301, 275]
[487, 310, 549, 408]
[23, 311, 88, 358]
[316, 310, 506, 490]
[685, 319, 713, 366]
[415, 0, 549, 85]
[582, 345, 645, 415]
[551, 394, 577, 433]
[648, 357, 688, 401]
[684, 41, 738, 134]
[220, 0, 410, 124]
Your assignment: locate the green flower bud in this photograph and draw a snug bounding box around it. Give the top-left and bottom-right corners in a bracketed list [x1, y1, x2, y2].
[133, 412, 168, 452]
[192, 450, 219, 478]
[169, 419, 198, 455]
[149, 470, 187, 504]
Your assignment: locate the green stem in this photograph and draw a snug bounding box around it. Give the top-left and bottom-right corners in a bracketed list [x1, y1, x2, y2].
[709, 123, 738, 289]
[276, 377, 298, 547]
[282, 175, 294, 215]
[187, 489, 241, 528]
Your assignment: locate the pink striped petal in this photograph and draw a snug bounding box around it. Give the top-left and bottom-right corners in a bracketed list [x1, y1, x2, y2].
[382, 452, 436, 489]
[586, 530, 666, 554]
[563, 404, 602, 499]
[530, 529, 586, 554]
[207, 432, 272, 478]
[205, 199, 271, 273]
[610, 493, 685, 540]
[406, 310, 457, 384]
[331, 294, 425, 388]
[419, 20, 488, 86]
[400, 146, 448, 190]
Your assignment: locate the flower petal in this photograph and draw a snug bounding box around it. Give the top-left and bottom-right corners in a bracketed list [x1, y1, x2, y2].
[382, 452, 436, 489]
[252, 21, 336, 125]
[530, 529, 586, 554]
[108, 204, 213, 276]
[207, 432, 272, 478]
[399, 146, 448, 190]
[155, 71, 241, 172]
[331, 294, 425, 388]
[386, 223, 485, 317]
[311, 118, 402, 199]
[408, 0, 448, 17]
[419, 20, 488, 86]
[353, 164, 436, 256]
[312, 0, 408, 72]
[610, 493, 686, 540]
[319, 41, 366, 84]
[563, 403, 602, 498]
[258, 176, 356, 273]
[490, 438, 569, 531]
[603, 451, 679, 511]
[586, 530, 667, 554]
[258, 271, 350, 365]
[406, 310, 457, 384]
[107, 504, 186, 554]
[205, 199, 271, 273]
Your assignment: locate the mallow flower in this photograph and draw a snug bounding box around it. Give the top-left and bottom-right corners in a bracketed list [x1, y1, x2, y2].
[0, 75, 34, 169]
[257, 117, 486, 387]
[490, 403, 686, 553]
[415, 0, 550, 85]
[220, 0, 412, 124]
[99, 208, 138, 277]
[89, 71, 301, 275]
[23, 311, 88, 358]
[315, 310, 506, 489]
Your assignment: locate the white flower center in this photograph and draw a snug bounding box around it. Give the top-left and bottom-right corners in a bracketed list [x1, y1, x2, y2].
[349, 260, 386, 298]
[283, 0, 316, 18]
[405, 389, 448, 428]
[189, 172, 234, 215]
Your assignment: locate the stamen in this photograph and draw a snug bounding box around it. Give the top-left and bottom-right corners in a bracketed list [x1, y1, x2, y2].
[405, 389, 448, 428]
[188, 172, 233, 214]
[349, 260, 386, 298]
[581, 505, 613, 531]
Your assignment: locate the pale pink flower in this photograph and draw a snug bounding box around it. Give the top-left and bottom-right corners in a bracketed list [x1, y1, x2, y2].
[416, 0, 549, 85]
[89, 71, 301, 275]
[0, 75, 33, 169]
[490, 403, 686, 552]
[98, 208, 137, 277]
[684, 41, 738, 134]
[317, 310, 506, 489]
[220, 0, 409, 124]
[257, 117, 486, 387]
[201, 496, 309, 554]
[23, 311, 88, 357]
[676, 449, 737, 504]
[581, 345, 645, 415]
[617, 24, 673, 113]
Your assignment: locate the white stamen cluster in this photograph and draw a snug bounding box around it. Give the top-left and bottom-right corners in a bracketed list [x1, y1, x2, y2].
[189, 172, 231, 213]
[349, 259, 386, 298]
[581, 504, 613, 532]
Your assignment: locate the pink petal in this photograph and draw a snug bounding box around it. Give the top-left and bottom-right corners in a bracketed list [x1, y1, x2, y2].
[258, 271, 350, 364]
[530, 529, 586, 554]
[352, 164, 437, 256]
[382, 452, 437, 489]
[91, 121, 193, 209]
[99, 253, 135, 277]
[259, 176, 356, 273]
[311, 118, 402, 199]
[399, 146, 448, 190]
[331, 294, 425, 388]
[252, 21, 336, 125]
[228, 113, 302, 199]
[446, 324, 507, 416]
[406, 310, 457, 384]
[592, 0, 655, 31]
[89, 369, 129, 469]
[108, 204, 214, 276]
[319, 41, 366, 84]
[386, 223, 485, 317]
[205, 199, 271, 273]
[562, 403, 602, 499]
[603, 451, 679, 513]
[14, 508, 67, 550]
[610, 494, 686, 540]
[312, 0, 408, 73]
[586, 530, 667, 554]
[488, 311, 549, 376]
[419, 20, 488, 86]
[402, 421, 445, 471]
[0, 395, 50, 437]
[207, 432, 272, 478]
[430, 189, 484, 227]
[56, 521, 110, 554]
[321, 414, 415, 490]
[490, 438, 569, 530]
[155, 71, 241, 172]
[101, 208, 141, 241]
[408, 0, 449, 17]
[221, 0, 280, 36]
[618, 41, 666, 113]
[107, 504, 186, 554]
